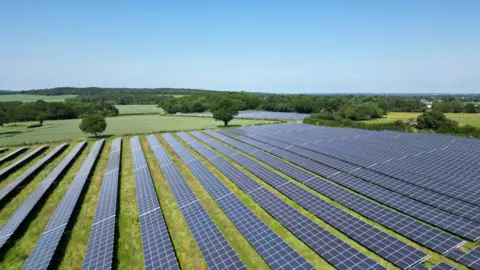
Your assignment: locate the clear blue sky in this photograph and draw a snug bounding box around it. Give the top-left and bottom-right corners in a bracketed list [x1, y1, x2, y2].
[1, 1, 479, 93]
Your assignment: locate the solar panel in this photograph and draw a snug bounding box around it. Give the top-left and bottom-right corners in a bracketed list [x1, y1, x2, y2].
[83, 138, 122, 270]
[162, 133, 314, 270]
[447, 246, 480, 270]
[129, 136, 179, 270]
[0, 147, 28, 166]
[0, 143, 68, 203]
[23, 139, 104, 270]
[0, 141, 86, 250]
[203, 130, 464, 256]
[0, 145, 48, 180]
[430, 262, 457, 270]
[146, 135, 245, 270]
[184, 131, 384, 270]
[0, 148, 7, 154]
[221, 129, 480, 242]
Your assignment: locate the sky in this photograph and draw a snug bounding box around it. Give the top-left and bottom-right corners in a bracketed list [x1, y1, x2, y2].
[1, 1, 479, 93]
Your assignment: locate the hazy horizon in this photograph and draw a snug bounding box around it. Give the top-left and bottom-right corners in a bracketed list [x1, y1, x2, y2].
[1, 1, 479, 93]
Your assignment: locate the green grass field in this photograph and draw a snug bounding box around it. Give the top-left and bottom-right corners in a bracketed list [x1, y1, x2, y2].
[115, 105, 165, 115]
[364, 112, 480, 127]
[0, 115, 272, 145]
[0, 94, 76, 102]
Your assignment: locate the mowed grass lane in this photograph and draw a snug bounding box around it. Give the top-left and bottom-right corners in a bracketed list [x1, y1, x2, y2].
[0, 95, 76, 102]
[0, 115, 271, 145]
[364, 112, 480, 127]
[116, 105, 165, 115]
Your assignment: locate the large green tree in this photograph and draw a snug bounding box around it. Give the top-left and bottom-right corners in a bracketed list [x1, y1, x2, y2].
[211, 98, 240, 126]
[416, 110, 458, 132]
[79, 114, 107, 137]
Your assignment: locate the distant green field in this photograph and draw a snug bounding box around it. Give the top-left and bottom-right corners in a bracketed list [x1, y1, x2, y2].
[0, 115, 272, 145]
[0, 94, 76, 102]
[116, 105, 165, 115]
[364, 112, 480, 127]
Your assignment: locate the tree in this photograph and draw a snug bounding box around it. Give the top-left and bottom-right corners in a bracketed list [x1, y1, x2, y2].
[79, 114, 107, 137]
[416, 110, 458, 133]
[464, 103, 477, 113]
[36, 113, 49, 125]
[211, 98, 240, 126]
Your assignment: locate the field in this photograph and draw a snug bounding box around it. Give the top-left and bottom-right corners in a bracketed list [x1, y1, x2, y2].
[0, 115, 272, 146]
[0, 94, 76, 102]
[0, 123, 477, 270]
[115, 105, 165, 115]
[364, 112, 480, 127]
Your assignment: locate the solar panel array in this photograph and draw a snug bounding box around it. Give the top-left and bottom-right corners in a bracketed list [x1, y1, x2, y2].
[176, 111, 309, 120]
[147, 135, 245, 270]
[194, 131, 431, 269]
[206, 129, 465, 256]
[0, 145, 48, 179]
[130, 136, 179, 270]
[23, 139, 104, 270]
[183, 131, 384, 270]
[83, 138, 121, 270]
[220, 127, 480, 242]
[447, 246, 480, 269]
[243, 125, 480, 224]
[0, 147, 28, 166]
[162, 133, 314, 270]
[0, 143, 68, 203]
[0, 141, 86, 250]
[217, 123, 480, 268]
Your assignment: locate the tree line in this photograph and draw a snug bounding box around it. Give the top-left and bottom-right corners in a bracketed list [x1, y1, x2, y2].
[159, 93, 436, 120]
[1, 87, 228, 96]
[0, 100, 118, 125]
[304, 110, 480, 138]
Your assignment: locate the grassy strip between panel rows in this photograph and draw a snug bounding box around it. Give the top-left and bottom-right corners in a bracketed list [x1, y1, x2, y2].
[197, 130, 469, 269]
[0, 142, 92, 269]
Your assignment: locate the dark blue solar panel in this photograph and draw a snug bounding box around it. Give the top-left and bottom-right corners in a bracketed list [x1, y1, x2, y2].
[83, 138, 121, 270]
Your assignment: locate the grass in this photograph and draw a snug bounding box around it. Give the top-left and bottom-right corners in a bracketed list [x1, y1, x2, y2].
[0, 115, 273, 146]
[0, 94, 76, 102]
[115, 105, 165, 115]
[364, 112, 480, 127]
